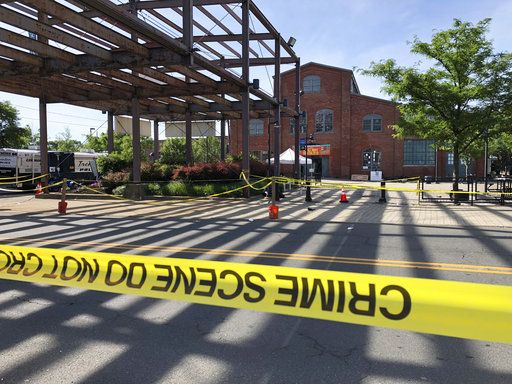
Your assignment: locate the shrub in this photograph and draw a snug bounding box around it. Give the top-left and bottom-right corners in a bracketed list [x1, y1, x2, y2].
[192, 183, 215, 196]
[249, 159, 268, 176]
[146, 182, 162, 196]
[112, 185, 127, 196]
[172, 162, 241, 181]
[157, 163, 174, 180]
[140, 161, 173, 181]
[97, 153, 131, 174]
[101, 171, 130, 193]
[162, 181, 188, 196]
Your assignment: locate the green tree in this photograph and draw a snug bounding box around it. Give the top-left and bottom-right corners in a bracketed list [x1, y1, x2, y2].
[160, 137, 186, 165]
[0, 101, 31, 148]
[193, 137, 221, 163]
[83, 132, 109, 152]
[94, 133, 153, 174]
[362, 19, 512, 200]
[50, 127, 82, 152]
[489, 132, 512, 175]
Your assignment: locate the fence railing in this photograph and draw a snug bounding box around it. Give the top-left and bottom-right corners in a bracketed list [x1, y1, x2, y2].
[420, 176, 511, 205]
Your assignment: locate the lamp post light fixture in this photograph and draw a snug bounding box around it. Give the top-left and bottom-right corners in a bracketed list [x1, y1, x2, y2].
[287, 36, 296, 48]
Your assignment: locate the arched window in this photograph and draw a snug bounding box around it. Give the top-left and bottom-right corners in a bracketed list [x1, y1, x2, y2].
[362, 149, 381, 170]
[315, 109, 333, 132]
[249, 119, 264, 136]
[303, 75, 321, 93]
[363, 114, 382, 132]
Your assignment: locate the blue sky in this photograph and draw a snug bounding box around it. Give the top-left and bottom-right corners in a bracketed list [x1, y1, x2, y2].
[1, 0, 510, 142]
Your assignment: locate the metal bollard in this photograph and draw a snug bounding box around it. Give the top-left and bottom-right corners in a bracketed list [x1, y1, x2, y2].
[378, 181, 387, 203]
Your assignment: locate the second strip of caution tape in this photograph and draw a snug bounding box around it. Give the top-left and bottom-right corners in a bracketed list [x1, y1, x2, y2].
[0, 244, 510, 343]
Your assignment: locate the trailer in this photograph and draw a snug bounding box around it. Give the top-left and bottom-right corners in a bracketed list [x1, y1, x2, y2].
[0, 148, 100, 188]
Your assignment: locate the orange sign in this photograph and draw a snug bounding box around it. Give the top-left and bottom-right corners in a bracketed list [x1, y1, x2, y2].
[300, 144, 330, 157]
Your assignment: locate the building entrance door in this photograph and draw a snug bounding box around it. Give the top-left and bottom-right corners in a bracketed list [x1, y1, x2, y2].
[312, 156, 329, 180]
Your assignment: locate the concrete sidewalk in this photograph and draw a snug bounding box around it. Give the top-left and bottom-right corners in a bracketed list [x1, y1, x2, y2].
[1, 185, 511, 227]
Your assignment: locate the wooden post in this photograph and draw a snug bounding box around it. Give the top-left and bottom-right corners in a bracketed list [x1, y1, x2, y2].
[61, 177, 67, 203]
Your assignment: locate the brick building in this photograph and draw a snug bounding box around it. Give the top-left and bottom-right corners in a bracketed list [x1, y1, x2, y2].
[230, 62, 475, 179]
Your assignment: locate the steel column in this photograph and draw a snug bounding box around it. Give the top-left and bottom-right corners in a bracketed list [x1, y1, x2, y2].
[185, 109, 193, 164]
[39, 98, 49, 190]
[183, 0, 193, 65]
[274, 35, 281, 178]
[294, 59, 301, 179]
[241, 0, 250, 196]
[107, 110, 114, 153]
[132, 96, 141, 182]
[220, 117, 226, 161]
[153, 119, 160, 161]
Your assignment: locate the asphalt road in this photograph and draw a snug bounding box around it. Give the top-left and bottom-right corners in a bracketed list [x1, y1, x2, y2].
[0, 207, 511, 383]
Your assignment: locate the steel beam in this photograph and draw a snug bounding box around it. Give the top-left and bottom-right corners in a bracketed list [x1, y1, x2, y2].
[193, 33, 273, 43]
[0, 5, 112, 61]
[0, 47, 186, 78]
[210, 57, 296, 68]
[21, 0, 148, 56]
[0, 27, 74, 63]
[0, 44, 42, 66]
[133, 0, 239, 8]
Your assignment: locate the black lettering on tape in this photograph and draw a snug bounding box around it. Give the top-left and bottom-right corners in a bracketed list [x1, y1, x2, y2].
[348, 282, 376, 316]
[300, 278, 335, 311]
[244, 272, 266, 303]
[337, 281, 346, 313]
[194, 268, 217, 297]
[151, 264, 173, 292]
[77, 258, 99, 283]
[171, 267, 196, 294]
[218, 270, 243, 300]
[7, 251, 25, 274]
[23, 253, 43, 277]
[274, 275, 298, 307]
[105, 260, 127, 286]
[379, 285, 412, 320]
[126, 262, 147, 289]
[0, 250, 10, 272]
[42, 255, 59, 279]
[60, 256, 82, 281]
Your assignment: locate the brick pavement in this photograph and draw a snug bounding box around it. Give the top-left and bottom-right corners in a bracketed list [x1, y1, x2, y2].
[1, 184, 511, 228]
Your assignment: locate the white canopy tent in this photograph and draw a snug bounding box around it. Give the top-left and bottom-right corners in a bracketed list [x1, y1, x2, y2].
[269, 148, 312, 165]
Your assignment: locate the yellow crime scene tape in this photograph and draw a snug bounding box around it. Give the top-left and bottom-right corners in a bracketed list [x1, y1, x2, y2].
[0, 244, 510, 344]
[262, 174, 512, 196]
[0, 174, 48, 185]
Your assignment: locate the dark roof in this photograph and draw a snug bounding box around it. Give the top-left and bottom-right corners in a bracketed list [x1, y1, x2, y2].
[351, 93, 396, 105]
[281, 62, 353, 77]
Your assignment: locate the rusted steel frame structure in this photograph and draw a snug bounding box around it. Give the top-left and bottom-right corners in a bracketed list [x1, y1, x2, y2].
[0, 0, 299, 186]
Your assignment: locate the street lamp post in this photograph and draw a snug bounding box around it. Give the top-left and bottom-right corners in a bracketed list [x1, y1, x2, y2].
[305, 133, 314, 202]
[484, 127, 489, 192]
